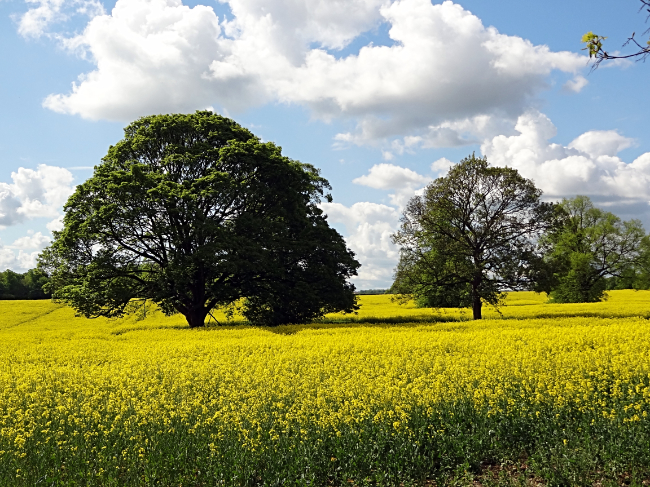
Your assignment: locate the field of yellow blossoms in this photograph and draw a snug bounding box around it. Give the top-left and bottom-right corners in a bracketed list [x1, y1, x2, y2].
[1, 291, 650, 485]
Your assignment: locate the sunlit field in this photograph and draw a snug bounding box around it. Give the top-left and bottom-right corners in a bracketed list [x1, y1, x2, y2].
[2, 291, 650, 485]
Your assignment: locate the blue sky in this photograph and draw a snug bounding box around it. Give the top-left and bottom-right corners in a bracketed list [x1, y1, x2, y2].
[1, 0, 649, 287]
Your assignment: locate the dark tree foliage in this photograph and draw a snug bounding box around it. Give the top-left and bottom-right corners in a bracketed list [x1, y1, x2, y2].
[240, 206, 360, 326]
[0, 268, 51, 299]
[39, 111, 359, 328]
[391, 154, 557, 320]
[539, 196, 645, 303]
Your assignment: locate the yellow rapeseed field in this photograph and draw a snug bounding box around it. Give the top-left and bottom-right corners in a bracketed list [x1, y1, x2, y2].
[1, 290, 650, 485]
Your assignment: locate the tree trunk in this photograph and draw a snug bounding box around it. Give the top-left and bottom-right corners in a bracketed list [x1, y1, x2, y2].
[185, 308, 208, 328]
[472, 286, 482, 320]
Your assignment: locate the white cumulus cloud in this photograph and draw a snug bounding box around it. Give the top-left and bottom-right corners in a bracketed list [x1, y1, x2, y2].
[8, 232, 52, 250]
[322, 201, 401, 288]
[16, 0, 104, 38]
[431, 157, 453, 176]
[0, 247, 44, 272]
[38, 0, 586, 147]
[353, 163, 431, 208]
[324, 161, 444, 287]
[43, 0, 240, 119]
[563, 75, 588, 93]
[0, 164, 75, 228]
[0, 232, 52, 272]
[352, 163, 429, 190]
[481, 110, 650, 209]
[567, 130, 635, 158]
[46, 215, 65, 232]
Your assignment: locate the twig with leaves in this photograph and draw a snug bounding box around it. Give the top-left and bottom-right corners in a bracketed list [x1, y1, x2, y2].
[582, 0, 650, 68]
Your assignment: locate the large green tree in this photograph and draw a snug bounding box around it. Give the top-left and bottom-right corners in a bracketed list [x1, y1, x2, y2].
[39, 111, 359, 328]
[391, 154, 557, 320]
[539, 195, 645, 303]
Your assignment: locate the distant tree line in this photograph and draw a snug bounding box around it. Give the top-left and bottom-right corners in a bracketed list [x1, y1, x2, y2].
[356, 289, 390, 295]
[391, 154, 650, 319]
[0, 269, 51, 300]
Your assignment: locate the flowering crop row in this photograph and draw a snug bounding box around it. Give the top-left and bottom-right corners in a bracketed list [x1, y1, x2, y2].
[1, 291, 650, 485]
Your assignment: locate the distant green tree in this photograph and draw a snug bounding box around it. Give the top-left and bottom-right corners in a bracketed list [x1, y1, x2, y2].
[22, 269, 51, 299]
[0, 272, 8, 298]
[39, 111, 359, 328]
[0, 268, 51, 299]
[540, 196, 645, 303]
[356, 289, 389, 295]
[391, 154, 557, 320]
[0, 270, 28, 299]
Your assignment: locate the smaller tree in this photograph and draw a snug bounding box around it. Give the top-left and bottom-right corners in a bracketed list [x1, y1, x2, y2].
[540, 195, 645, 303]
[391, 154, 557, 320]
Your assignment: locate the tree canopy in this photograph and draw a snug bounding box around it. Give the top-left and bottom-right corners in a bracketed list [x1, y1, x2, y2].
[39, 111, 359, 328]
[391, 154, 557, 320]
[538, 195, 645, 303]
